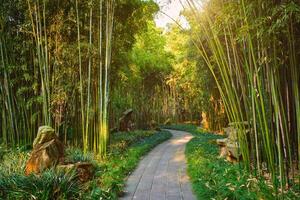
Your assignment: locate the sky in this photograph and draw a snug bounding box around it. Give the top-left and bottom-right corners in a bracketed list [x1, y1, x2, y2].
[154, 0, 189, 29]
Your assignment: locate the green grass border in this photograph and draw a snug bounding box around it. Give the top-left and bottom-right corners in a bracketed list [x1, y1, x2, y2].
[95, 130, 172, 199]
[163, 124, 299, 200]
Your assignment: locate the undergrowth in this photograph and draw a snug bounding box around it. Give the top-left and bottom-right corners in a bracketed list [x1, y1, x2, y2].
[164, 124, 300, 200]
[0, 130, 171, 200]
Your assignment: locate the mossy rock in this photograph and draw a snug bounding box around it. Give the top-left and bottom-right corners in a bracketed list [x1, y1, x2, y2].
[25, 126, 64, 175]
[33, 126, 56, 148]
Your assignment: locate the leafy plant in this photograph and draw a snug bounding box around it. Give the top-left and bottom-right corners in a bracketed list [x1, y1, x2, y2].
[0, 169, 81, 200]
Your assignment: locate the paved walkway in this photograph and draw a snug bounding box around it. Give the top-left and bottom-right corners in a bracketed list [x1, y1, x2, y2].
[120, 129, 196, 200]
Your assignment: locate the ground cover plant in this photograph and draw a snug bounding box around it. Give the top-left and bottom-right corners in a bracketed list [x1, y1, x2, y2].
[0, 130, 171, 199]
[164, 124, 300, 200]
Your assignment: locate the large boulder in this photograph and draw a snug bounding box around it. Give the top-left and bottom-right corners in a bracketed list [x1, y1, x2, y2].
[25, 126, 64, 175]
[216, 125, 242, 163]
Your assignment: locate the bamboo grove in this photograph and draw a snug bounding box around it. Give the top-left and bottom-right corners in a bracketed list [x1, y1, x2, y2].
[1, 0, 190, 156]
[0, 0, 115, 157]
[74, 0, 115, 155]
[0, 0, 185, 157]
[1, 0, 299, 195]
[185, 0, 300, 192]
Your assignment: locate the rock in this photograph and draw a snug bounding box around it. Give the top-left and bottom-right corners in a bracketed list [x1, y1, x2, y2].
[226, 141, 240, 159]
[226, 152, 239, 163]
[216, 138, 228, 146]
[119, 109, 134, 132]
[149, 120, 157, 130]
[163, 118, 171, 125]
[227, 128, 238, 142]
[25, 126, 64, 175]
[219, 146, 228, 158]
[57, 162, 94, 182]
[216, 123, 248, 163]
[33, 126, 58, 148]
[216, 138, 228, 158]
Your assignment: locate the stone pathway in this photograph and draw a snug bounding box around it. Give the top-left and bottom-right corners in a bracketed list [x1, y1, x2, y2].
[120, 129, 196, 200]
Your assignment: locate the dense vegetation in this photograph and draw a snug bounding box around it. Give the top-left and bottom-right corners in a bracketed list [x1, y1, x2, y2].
[0, 0, 300, 198]
[0, 130, 171, 199]
[164, 124, 300, 199]
[0, 0, 221, 154]
[0, 0, 163, 155]
[184, 0, 300, 193]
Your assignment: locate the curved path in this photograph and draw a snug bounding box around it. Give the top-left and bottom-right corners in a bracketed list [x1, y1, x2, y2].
[120, 129, 196, 200]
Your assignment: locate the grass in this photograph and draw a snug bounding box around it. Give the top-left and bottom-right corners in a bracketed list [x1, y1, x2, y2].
[0, 169, 80, 200]
[93, 130, 171, 199]
[164, 124, 300, 200]
[0, 130, 172, 199]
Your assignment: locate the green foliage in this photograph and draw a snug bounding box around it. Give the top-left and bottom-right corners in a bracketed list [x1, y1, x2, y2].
[184, 0, 300, 192]
[109, 130, 155, 152]
[130, 25, 173, 85]
[110, 21, 174, 128]
[0, 169, 81, 200]
[1, 0, 299, 198]
[0, 0, 160, 150]
[164, 23, 226, 129]
[162, 124, 203, 133]
[65, 148, 95, 164]
[0, 150, 29, 175]
[166, 124, 300, 200]
[0, 130, 171, 199]
[94, 130, 172, 199]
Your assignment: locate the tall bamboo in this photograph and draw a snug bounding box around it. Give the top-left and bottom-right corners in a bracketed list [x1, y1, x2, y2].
[99, 0, 114, 157]
[185, 0, 300, 193]
[98, 0, 103, 155]
[75, 0, 86, 152]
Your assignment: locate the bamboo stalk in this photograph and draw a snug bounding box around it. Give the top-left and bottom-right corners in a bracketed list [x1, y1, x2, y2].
[98, 0, 103, 155]
[75, 0, 86, 152]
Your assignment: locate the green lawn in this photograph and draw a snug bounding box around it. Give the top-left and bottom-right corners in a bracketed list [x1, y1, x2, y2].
[163, 124, 300, 200]
[0, 130, 172, 199]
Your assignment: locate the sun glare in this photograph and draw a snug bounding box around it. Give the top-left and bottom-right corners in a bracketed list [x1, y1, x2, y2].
[155, 0, 190, 29]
